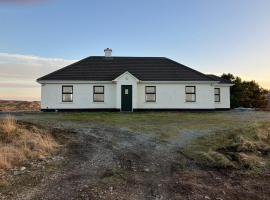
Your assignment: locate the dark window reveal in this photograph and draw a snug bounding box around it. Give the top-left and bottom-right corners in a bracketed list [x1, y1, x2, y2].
[93, 86, 104, 102]
[215, 88, 221, 102]
[145, 86, 156, 102]
[62, 86, 73, 102]
[185, 86, 196, 102]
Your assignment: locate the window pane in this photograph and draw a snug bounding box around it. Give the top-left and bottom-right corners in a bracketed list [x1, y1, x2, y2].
[146, 94, 156, 102]
[94, 86, 104, 93]
[146, 86, 156, 93]
[186, 94, 195, 102]
[186, 86, 195, 93]
[215, 95, 220, 102]
[215, 88, 220, 95]
[63, 94, 72, 102]
[94, 94, 104, 102]
[63, 86, 72, 93]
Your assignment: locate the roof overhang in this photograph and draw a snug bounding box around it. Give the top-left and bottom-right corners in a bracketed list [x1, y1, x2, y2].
[37, 80, 113, 84]
[139, 81, 219, 84]
[213, 83, 234, 87]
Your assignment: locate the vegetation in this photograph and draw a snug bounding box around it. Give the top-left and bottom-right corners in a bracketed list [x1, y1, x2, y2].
[32, 111, 270, 141]
[0, 116, 59, 170]
[221, 73, 269, 108]
[183, 121, 270, 171]
[0, 100, 40, 112]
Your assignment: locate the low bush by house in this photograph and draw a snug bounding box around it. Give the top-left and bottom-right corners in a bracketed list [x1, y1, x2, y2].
[0, 116, 59, 170]
[183, 122, 270, 171]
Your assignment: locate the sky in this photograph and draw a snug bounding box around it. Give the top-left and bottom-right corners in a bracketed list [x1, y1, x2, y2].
[0, 0, 270, 101]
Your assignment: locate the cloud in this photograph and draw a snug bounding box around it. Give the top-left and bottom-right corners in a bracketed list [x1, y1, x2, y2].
[0, 53, 76, 101]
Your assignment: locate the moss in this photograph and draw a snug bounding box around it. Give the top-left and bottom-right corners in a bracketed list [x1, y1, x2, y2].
[0, 180, 9, 190]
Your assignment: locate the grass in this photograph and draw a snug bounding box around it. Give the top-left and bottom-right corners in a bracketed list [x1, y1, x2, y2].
[182, 121, 270, 171]
[0, 115, 59, 170]
[34, 111, 270, 140]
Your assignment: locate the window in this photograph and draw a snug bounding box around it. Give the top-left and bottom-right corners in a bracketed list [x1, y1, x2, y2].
[93, 86, 104, 102]
[185, 86, 196, 102]
[215, 88, 221, 102]
[62, 86, 73, 102]
[145, 86, 156, 102]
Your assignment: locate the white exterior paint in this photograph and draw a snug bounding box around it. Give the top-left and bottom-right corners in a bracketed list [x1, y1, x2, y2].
[214, 85, 231, 109]
[137, 83, 214, 109]
[41, 83, 116, 109]
[39, 72, 232, 110]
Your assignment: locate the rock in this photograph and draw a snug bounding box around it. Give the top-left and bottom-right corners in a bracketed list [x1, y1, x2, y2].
[144, 168, 150, 172]
[109, 186, 113, 192]
[204, 196, 211, 200]
[13, 171, 21, 175]
[20, 166, 26, 171]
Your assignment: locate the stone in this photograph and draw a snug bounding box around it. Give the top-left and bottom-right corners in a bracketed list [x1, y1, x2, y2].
[20, 166, 26, 171]
[144, 168, 150, 172]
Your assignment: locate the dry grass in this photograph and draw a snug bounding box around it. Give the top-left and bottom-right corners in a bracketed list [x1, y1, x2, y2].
[0, 115, 59, 170]
[0, 100, 40, 112]
[183, 121, 270, 171]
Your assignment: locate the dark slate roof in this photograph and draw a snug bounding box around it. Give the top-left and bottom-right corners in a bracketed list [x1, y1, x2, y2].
[37, 56, 216, 82]
[207, 74, 232, 84]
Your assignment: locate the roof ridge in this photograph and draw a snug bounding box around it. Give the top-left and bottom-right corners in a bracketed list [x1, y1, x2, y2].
[37, 56, 219, 82]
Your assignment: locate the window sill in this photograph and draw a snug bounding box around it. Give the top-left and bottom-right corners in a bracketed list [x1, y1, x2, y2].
[93, 101, 105, 104]
[145, 101, 156, 103]
[185, 101, 196, 103]
[61, 101, 73, 104]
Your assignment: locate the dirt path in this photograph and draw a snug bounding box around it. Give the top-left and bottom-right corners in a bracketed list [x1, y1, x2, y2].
[1, 114, 188, 200]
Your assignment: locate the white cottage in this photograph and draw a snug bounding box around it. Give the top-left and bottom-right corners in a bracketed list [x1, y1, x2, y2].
[37, 48, 233, 112]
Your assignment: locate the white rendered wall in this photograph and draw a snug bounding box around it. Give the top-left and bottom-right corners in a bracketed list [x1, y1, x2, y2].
[137, 83, 215, 109]
[214, 86, 231, 109]
[40, 81, 231, 110]
[41, 83, 116, 109]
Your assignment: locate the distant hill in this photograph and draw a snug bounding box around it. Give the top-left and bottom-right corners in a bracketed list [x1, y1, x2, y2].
[0, 100, 40, 112]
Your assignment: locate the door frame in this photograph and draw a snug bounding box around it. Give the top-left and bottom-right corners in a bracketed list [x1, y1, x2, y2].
[121, 85, 133, 112]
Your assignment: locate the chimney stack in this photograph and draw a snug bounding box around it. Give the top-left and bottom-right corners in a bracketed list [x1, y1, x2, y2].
[104, 48, 112, 57]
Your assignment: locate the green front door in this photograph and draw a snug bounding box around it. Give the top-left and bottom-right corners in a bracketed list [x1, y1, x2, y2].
[121, 85, 132, 111]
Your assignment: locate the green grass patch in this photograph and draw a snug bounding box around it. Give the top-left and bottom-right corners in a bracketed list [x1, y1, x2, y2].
[182, 121, 270, 172]
[31, 111, 270, 141]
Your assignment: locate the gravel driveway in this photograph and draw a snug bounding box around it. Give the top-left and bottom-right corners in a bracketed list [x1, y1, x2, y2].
[0, 113, 205, 200]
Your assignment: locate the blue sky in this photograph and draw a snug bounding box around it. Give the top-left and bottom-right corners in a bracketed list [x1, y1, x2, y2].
[0, 0, 270, 100]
